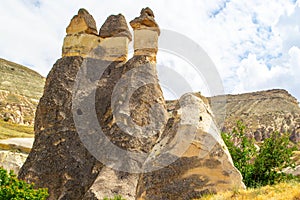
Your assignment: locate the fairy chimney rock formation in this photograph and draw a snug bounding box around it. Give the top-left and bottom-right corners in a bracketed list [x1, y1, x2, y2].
[20, 7, 245, 200]
[63, 10, 131, 61]
[130, 7, 159, 60]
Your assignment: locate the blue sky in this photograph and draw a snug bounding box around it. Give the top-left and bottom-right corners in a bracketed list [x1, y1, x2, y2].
[0, 0, 299, 101]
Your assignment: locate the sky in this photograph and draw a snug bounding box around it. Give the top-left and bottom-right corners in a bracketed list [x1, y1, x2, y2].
[0, 0, 299, 101]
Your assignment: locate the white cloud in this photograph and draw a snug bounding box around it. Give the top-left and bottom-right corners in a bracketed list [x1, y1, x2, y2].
[0, 0, 299, 100]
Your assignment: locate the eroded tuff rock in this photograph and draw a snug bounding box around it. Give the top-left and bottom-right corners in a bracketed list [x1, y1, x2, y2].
[66, 8, 97, 35]
[99, 14, 132, 41]
[130, 7, 159, 59]
[18, 57, 103, 199]
[130, 7, 160, 34]
[84, 14, 168, 199]
[19, 7, 244, 200]
[63, 9, 100, 58]
[63, 10, 131, 61]
[137, 93, 244, 199]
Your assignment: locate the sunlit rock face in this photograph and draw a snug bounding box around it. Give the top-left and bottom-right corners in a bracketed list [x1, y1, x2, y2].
[19, 7, 245, 200]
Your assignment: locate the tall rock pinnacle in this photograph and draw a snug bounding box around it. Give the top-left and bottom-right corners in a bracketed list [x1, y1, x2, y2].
[130, 7, 159, 60]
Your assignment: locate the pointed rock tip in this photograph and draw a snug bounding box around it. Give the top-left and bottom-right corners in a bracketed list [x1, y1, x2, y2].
[130, 7, 160, 35]
[66, 8, 98, 35]
[99, 14, 132, 41]
[141, 7, 155, 17]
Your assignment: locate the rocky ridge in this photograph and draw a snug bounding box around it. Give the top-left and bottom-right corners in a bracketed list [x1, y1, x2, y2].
[208, 89, 300, 143]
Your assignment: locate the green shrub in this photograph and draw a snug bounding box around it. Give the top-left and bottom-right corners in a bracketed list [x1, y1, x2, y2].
[0, 167, 48, 200]
[103, 195, 126, 200]
[222, 121, 297, 188]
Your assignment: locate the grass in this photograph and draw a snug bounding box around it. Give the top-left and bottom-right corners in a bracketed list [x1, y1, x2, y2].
[200, 181, 300, 200]
[0, 58, 45, 100]
[0, 119, 33, 139]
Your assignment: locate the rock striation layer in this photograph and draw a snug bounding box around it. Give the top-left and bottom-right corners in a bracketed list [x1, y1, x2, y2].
[130, 7, 159, 60]
[19, 8, 244, 200]
[63, 10, 131, 61]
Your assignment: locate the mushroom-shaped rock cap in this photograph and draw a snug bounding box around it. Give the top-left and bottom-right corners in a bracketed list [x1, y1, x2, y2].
[130, 7, 160, 35]
[66, 8, 98, 35]
[99, 14, 132, 41]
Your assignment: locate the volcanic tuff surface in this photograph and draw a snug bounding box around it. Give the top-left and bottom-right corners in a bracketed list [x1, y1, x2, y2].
[208, 89, 300, 143]
[0, 58, 45, 126]
[18, 7, 244, 200]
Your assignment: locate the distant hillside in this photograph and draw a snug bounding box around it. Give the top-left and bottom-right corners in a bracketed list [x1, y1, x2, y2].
[209, 89, 300, 143]
[1, 58, 299, 143]
[0, 58, 45, 138]
[166, 89, 300, 143]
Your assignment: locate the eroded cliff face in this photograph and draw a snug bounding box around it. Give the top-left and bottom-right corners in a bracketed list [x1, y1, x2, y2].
[19, 7, 244, 200]
[0, 58, 45, 125]
[208, 89, 300, 143]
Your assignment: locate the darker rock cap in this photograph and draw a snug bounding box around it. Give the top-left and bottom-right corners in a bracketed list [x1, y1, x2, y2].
[99, 14, 132, 41]
[67, 8, 98, 35]
[130, 7, 160, 35]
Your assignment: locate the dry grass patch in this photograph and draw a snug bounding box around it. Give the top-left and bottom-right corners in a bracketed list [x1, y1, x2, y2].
[200, 181, 300, 200]
[0, 119, 33, 139]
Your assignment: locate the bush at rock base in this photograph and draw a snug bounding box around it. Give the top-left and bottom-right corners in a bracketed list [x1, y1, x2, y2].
[0, 167, 48, 199]
[222, 121, 298, 188]
[103, 195, 126, 200]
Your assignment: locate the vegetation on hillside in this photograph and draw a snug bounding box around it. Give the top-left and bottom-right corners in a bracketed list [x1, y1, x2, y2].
[0, 167, 48, 199]
[0, 58, 44, 138]
[103, 195, 126, 200]
[0, 119, 33, 139]
[221, 121, 298, 188]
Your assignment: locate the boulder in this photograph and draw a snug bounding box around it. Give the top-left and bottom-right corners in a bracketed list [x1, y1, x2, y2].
[0, 151, 28, 174]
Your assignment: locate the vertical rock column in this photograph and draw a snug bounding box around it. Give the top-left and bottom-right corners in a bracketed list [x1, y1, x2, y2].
[83, 8, 169, 200]
[18, 9, 126, 200]
[130, 7, 160, 62]
[62, 8, 100, 58]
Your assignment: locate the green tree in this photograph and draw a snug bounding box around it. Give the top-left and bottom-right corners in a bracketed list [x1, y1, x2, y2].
[222, 121, 297, 188]
[0, 167, 48, 200]
[251, 132, 296, 187]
